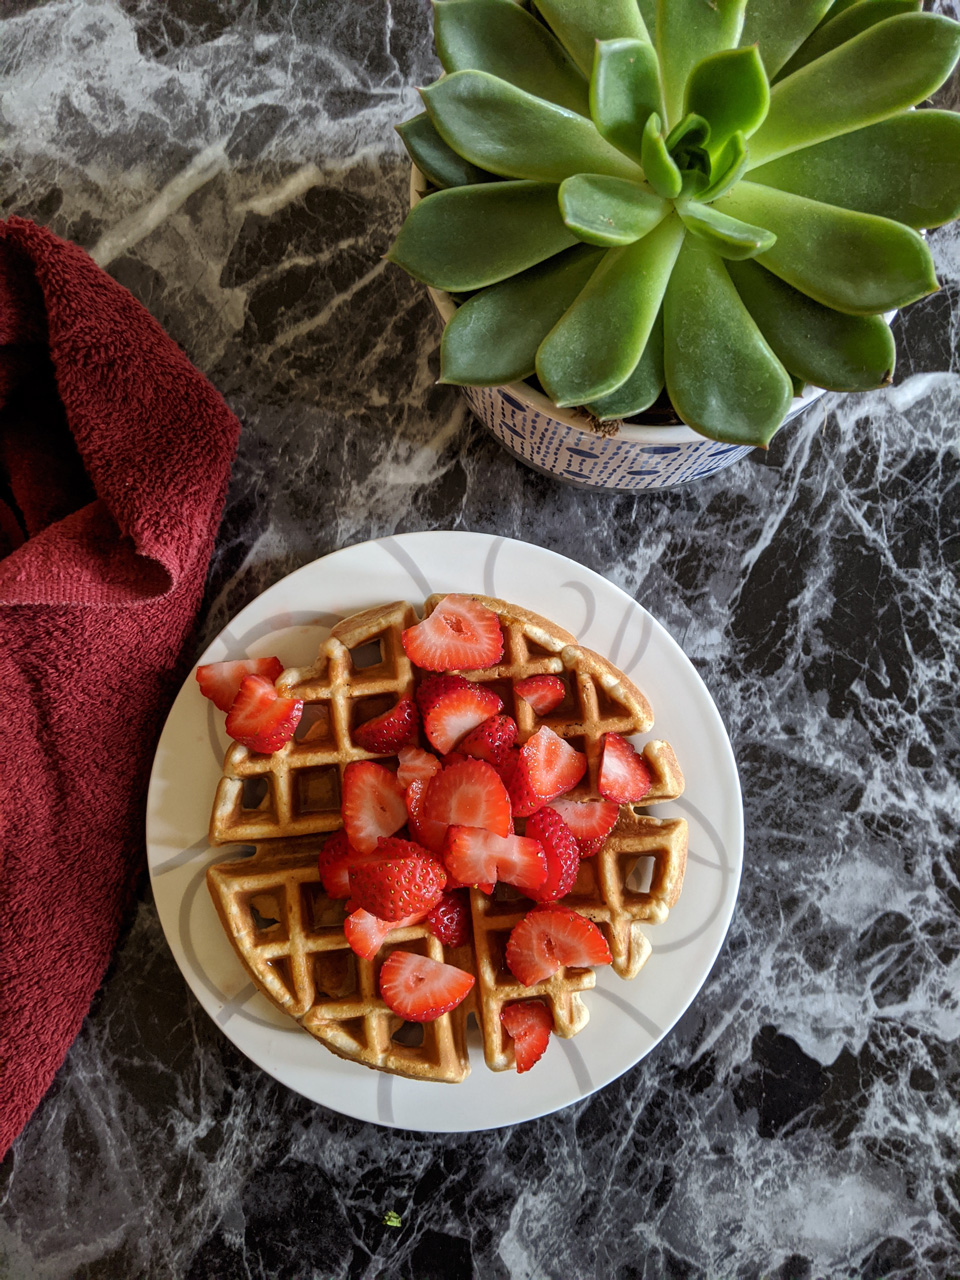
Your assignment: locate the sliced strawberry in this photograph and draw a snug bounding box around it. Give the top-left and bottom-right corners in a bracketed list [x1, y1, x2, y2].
[378, 950, 475, 1021]
[224, 675, 303, 754]
[318, 829, 357, 897]
[524, 807, 580, 903]
[501, 1000, 553, 1073]
[510, 725, 586, 816]
[423, 758, 512, 838]
[426, 890, 472, 948]
[423, 684, 503, 755]
[514, 675, 566, 716]
[415, 672, 470, 715]
[548, 797, 619, 857]
[402, 595, 504, 672]
[460, 714, 518, 766]
[353, 697, 419, 753]
[505, 907, 612, 986]
[344, 907, 427, 960]
[493, 746, 521, 791]
[598, 733, 653, 803]
[348, 854, 447, 921]
[196, 657, 284, 713]
[341, 761, 407, 853]
[444, 826, 547, 895]
[396, 746, 443, 790]
[405, 777, 448, 855]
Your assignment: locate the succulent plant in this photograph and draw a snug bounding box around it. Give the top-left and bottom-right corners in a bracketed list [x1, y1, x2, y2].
[389, 0, 960, 447]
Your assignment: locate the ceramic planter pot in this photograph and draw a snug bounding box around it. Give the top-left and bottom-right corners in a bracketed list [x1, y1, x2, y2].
[410, 168, 826, 491]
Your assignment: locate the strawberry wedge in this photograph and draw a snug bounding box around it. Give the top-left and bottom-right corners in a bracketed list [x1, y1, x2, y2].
[501, 999, 553, 1073]
[510, 725, 586, 816]
[402, 595, 504, 671]
[598, 733, 653, 803]
[224, 675, 303, 754]
[379, 950, 475, 1022]
[548, 796, 620, 857]
[505, 908, 612, 986]
[197, 657, 284, 712]
[344, 908, 427, 960]
[444, 826, 547, 895]
[341, 761, 408, 853]
[423, 683, 503, 755]
[423, 758, 512, 838]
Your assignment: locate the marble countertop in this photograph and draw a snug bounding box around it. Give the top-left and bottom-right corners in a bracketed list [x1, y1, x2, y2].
[2, 3, 959, 1277]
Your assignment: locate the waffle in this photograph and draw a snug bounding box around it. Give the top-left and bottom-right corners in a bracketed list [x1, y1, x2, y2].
[206, 595, 688, 1079]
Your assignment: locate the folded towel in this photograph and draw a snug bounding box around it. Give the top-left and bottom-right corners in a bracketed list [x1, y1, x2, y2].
[0, 218, 240, 1156]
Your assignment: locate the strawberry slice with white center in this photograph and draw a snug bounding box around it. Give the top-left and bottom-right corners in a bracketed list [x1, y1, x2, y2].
[524, 807, 580, 903]
[423, 684, 503, 755]
[460, 714, 518, 766]
[500, 1000, 553, 1073]
[547, 796, 620, 857]
[341, 761, 408, 853]
[513, 675, 566, 716]
[224, 675, 303, 754]
[348, 853, 447, 921]
[505, 907, 612, 986]
[423, 758, 512, 838]
[353, 697, 419, 753]
[396, 746, 443, 790]
[443, 826, 547, 895]
[510, 725, 586, 817]
[344, 907, 427, 960]
[196, 657, 284, 713]
[378, 950, 475, 1022]
[402, 595, 504, 672]
[598, 733, 653, 803]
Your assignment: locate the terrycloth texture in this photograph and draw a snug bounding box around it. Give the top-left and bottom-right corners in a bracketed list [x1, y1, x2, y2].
[0, 218, 240, 1157]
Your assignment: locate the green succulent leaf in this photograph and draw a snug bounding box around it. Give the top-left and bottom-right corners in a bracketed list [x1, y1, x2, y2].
[433, 0, 591, 116]
[697, 132, 748, 201]
[641, 114, 683, 199]
[440, 243, 605, 385]
[738, 0, 835, 77]
[537, 214, 685, 406]
[715, 180, 939, 313]
[586, 310, 665, 419]
[422, 71, 643, 182]
[748, 14, 960, 168]
[776, 0, 922, 81]
[678, 201, 777, 260]
[656, 0, 747, 128]
[387, 181, 579, 291]
[749, 110, 960, 229]
[534, 0, 651, 77]
[663, 237, 794, 446]
[637, 0, 657, 36]
[590, 38, 663, 165]
[684, 46, 769, 153]
[396, 113, 492, 190]
[725, 257, 896, 391]
[559, 175, 668, 247]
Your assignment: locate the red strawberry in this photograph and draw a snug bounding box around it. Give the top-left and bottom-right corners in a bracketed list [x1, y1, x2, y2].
[405, 777, 448, 855]
[348, 854, 447, 921]
[318, 829, 359, 897]
[548, 797, 620, 857]
[510, 726, 586, 816]
[460, 714, 518, 766]
[524, 807, 580, 902]
[598, 733, 653, 803]
[415, 672, 470, 715]
[423, 758, 512, 838]
[344, 907, 427, 960]
[196, 657, 284, 713]
[505, 908, 612, 986]
[353, 697, 419, 753]
[423, 684, 503, 755]
[396, 746, 443, 790]
[514, 675, 566, 716]
[378, 950, 475, 1021]
[402, 595, 504, 672]
[501, 1000, 553, 1073]
[341, 761, 407, 853]
[426, 890, 472, 947]
[224, 675, 303, 754]
[444, 826, 547, 895]
[493, 746, 521, 790]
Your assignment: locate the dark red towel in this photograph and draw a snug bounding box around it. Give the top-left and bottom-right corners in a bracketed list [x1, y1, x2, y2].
[0, 218, 240, 1156]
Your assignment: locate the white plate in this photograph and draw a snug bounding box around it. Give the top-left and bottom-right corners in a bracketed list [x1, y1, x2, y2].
[146, 532, 743, 1132]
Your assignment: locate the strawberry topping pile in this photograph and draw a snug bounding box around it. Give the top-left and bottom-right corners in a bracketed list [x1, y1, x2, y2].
[198, 594, 660, 1066]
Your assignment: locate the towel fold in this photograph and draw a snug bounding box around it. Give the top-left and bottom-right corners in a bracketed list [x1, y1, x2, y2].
[0, 218, 240, 1156]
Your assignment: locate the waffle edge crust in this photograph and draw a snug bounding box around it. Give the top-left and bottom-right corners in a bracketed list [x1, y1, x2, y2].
[205, 595, 688, 1082]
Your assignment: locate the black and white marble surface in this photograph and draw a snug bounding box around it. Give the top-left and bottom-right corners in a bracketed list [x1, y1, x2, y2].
[2, 2, 959, 1277]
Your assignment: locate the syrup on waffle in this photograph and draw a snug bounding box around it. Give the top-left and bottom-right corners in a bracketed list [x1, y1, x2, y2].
[206, 595, 687, 1080]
